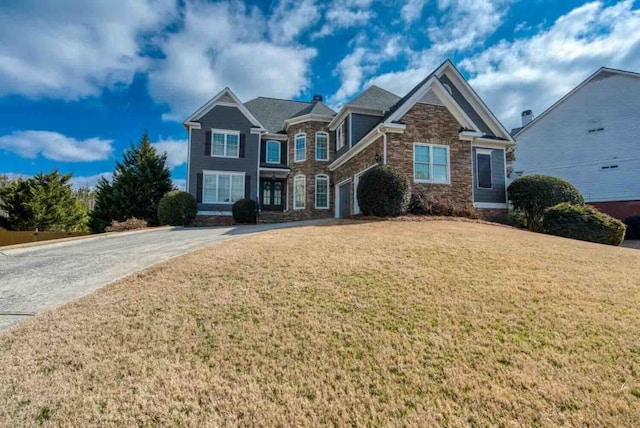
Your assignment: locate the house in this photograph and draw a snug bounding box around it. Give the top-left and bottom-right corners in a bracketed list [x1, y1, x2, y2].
[183, 60, 515, 224]
[512, 67, 640, 219]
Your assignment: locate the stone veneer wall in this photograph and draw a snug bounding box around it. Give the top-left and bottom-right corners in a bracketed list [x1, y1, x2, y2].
[284, 121, 335, 221]
[386, 103, 473, 206]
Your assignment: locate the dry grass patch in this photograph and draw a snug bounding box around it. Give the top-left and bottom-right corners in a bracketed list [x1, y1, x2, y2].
[1, 221, 640, 426]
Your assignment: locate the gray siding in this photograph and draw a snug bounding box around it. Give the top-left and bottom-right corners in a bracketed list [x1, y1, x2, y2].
[188, 105, 259, 211]
[351, 113, 380, 147]
[472, 147, 506, 204]
[439, 75, 494, 136]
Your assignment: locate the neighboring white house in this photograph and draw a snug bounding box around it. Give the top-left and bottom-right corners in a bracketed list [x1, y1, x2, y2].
[512, 67, 640, 219]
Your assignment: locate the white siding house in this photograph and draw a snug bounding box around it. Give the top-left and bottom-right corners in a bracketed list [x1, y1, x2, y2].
[512, 68, 640, 219]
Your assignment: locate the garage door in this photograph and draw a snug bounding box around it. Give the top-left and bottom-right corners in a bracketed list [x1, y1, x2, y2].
[339, 182, 351, 218]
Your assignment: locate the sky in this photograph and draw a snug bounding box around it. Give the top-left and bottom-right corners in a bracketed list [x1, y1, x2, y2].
[1, 0, 639, 189]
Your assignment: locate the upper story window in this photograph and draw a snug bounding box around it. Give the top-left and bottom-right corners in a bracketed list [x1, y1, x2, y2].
[294, 133, 306, 162]
[203, 171, 245, 204]
[266, 140, 280, 164]
[315, 175, 329, 209]
[475, 150, 493, 189]
[413, 143, 450, 184]
[211, 129, 239, 158]
[315, 132, 329, 161]
[336, 122, 345, 150]
[293, 175, 305, 209]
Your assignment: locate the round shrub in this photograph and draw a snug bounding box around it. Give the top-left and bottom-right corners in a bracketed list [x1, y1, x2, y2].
[157, 190, 197, 226]
[357, 165, 410, 217]
[232, 198, 257, 224]
[543, 203, 626, 246]
[624, 215, 640, 240]
[507, 174, 584, 231]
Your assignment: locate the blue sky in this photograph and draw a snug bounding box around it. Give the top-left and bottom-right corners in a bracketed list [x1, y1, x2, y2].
[1, 0, 639, 188]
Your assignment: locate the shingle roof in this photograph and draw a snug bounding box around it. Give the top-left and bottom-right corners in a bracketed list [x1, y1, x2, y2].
[244, 97, 336, 133]
[347, 85, 400, 111]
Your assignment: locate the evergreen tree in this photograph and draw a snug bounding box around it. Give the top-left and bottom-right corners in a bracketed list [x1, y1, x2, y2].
[111, 131, 173, 226]
[0, 170, 88, 231]
[88, 177, 116, 233]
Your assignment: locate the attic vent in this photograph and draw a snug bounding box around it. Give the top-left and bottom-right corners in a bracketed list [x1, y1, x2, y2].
[442, 83, 453, 95]
[587, 119, 604, 133]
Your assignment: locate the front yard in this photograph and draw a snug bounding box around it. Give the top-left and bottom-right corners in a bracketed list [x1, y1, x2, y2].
[1, 220, 639, 426]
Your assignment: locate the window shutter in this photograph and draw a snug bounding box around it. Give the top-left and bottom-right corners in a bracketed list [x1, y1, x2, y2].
[239, 133, 246, 158]
[244, 175, 251, 200]
[196, 173, 203, 203]
[205, 131, 212, 156]
[281, 141, 287, 165]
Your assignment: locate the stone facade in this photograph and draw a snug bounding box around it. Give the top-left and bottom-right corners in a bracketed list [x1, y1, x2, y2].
[282, 120, 335, 221]
[387, 103, 473, 206]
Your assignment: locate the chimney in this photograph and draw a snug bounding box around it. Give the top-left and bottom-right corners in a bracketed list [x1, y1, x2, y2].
[312, 94, 323, 103]
[521, 110, 534, 127]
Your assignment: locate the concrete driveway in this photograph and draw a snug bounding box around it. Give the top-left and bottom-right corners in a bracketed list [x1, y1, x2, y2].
[0, 220, 329, 331]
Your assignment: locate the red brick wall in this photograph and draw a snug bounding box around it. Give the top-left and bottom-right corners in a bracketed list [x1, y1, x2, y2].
[590, 201, 640, 220]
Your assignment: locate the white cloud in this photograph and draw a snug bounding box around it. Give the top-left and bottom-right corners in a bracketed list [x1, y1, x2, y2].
[315, 0, 374, 38]
[70, 172, 113, 189]
[148, 1, 316, 121]
[268, 0, 320, 44]
[401, 0, 427, 24]
[0, 131, 113, 162]
[152, 138, 187, 169]
[461, 0, 640, 128]
[0, 0, 176, 100]
[172, 178, 187, 191]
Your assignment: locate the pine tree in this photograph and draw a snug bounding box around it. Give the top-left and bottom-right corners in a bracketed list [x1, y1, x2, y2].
[88, 177, 116, 233]
[111, 131, 173, 226]
[0, 170, 88, 231]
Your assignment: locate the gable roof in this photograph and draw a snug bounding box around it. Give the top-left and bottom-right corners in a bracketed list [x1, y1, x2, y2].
[183, 87, 264, 129]
[348, 85, 401, 111]
[513, 67, 640, 138]
[244, 97, 335, 133]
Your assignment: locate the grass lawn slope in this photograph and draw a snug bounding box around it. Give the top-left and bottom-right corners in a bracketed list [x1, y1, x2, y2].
[1, 221, 640, 426]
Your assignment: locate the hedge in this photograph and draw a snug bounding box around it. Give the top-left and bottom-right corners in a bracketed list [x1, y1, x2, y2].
[543, 203, 626, 246]
[157, 190, 197, 226]
[356, 165, 410, 217]
[624, 215, 640, 240]
[232, 199, 257, 224]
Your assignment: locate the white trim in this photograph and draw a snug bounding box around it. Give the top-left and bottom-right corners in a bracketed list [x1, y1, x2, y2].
[329, 124, 384, 171]
[474, 202, 508, 209]
[413, 143, 451, 185]
[196, 210, 232, 216]
[334, 177, 352, 218]
[186, 127, 192, 193]
[263, 133, 288, 141]
[315, 131, 329, 161]
[266, 140, 281, 164]
[250, 127, 267, 134]
[184, 121, 201, 130]
[202, 170, 246, 205]
[315, 174, 330, 209]
[514, 67, 640, 138]
[353, 164, 378, 215]
[184, 87, 264, 128]
[475, 150, 493, 190]
[472, 138, 513, 147]
[284, 114, 334, 130]
[294, 133, 306, 162]
[210, 128, 240, 158]
[336, 121, 345, 151]
[293, 174, 306, 210]
[259, 167, 291, 172]
[348, 113, 353, 148]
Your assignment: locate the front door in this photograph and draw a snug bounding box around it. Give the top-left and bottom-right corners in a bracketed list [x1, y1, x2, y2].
[261, 179, 285, 211]
[339, 182, 351, 218]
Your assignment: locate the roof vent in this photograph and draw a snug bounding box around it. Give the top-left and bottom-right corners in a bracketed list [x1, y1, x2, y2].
[312, 94, 323, 103]
[521, 110, 534, 127]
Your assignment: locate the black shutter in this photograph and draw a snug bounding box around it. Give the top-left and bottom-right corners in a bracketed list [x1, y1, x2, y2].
[239, 133, 246, 158]
[196, 173, 203, 203]
[205, 131, 212, 156]
[244, 175, 251, 200]
[281, 141, 287, 165]
[260, 139, 266, 164]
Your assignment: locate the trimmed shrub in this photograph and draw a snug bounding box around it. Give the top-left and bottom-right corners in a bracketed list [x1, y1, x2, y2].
[409, 188, 479, 219]
[624, 215, 640, 240]
[507, 174, 584, 231]
[158, 190, 197, 226]
[105, 218, 148, 232]
[232, 199, 257, 224]
[543, 203, 626, 246]
[357, 165, 410, 217]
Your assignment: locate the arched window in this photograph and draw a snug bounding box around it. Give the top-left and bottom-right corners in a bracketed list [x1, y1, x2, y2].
[315, 175, 329, 209]
[293, 175, 306, 209]
[315, 132, 329, 161]
[266, 140, 280, 164]
[294, 133, 306, 162]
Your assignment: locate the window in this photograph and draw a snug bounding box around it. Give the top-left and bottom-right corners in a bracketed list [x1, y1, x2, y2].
[203, 171, 244, 204]
[476, 150, 493, 189]
[266, 140, 280, 164]
[336, 122, 345, 150]
[413, 143, 450, 184]
[294, 133, 306, 162]
[315, 175, 329, 209]
[211, 129, 239, 158]
[315, 132, 329, 161]
[293, 175, 305, 209]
